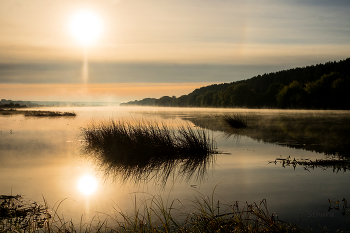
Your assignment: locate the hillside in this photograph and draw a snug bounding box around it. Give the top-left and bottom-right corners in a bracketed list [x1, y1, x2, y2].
[121, 58, 350, 109]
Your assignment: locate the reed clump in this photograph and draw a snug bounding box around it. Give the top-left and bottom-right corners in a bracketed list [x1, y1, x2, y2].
[81, 119, 217, 186]
[82, 119, 216, 159]
[223, 114, 248, 129]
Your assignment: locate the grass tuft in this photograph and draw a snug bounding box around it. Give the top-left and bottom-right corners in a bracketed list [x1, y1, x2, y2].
[81, 119, 217, 186]
[223, 114, 248, 128]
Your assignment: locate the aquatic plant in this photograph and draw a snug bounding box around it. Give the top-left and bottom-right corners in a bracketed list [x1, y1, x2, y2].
[0, 110, 76, 117]
[81, 119, 217, 186]
[223, 114, 247, 128]
[269, 156, 350, 173]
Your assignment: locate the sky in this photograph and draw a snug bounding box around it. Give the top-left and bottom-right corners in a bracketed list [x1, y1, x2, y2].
[1, 0, 350, 102]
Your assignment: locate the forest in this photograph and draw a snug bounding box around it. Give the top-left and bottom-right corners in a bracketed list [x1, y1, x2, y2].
[120, 58, 350, 109]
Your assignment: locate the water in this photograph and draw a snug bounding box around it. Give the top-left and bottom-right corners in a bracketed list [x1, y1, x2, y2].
[1, 106, 349, 231]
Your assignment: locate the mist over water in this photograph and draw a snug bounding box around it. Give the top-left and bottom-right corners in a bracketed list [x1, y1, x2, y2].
[1, 106, 349, 230]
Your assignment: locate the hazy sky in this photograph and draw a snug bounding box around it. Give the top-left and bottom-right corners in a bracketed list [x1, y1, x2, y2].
[1, 0, 350, 102]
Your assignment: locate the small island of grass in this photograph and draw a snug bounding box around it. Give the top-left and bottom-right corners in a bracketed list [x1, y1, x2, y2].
[0, 109, 76, 117]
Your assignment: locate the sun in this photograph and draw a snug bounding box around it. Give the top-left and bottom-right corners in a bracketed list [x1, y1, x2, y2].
[69, 10, 102, 46]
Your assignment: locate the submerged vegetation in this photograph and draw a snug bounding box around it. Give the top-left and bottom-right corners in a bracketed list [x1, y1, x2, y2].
[0, 109, 76, 117]
[1, 191, 304, 233]
[269, 156, 350, 173]
[81, 119, 218, 185]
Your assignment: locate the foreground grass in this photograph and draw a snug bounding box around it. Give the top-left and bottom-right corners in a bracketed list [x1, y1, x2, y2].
[81, 119, 217, 186]
[0, 195, 48, 232]
[0, 109, 76, 117]
[1, 191, 303, 233]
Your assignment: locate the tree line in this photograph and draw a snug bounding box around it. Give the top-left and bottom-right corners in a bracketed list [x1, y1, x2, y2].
[120, 58, 350, 109]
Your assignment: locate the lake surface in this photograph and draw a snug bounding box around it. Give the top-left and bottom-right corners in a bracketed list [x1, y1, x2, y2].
[1, 106, 350, 231]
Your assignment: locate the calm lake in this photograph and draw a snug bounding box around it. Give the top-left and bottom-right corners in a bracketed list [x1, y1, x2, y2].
[1, 106, 350, 231]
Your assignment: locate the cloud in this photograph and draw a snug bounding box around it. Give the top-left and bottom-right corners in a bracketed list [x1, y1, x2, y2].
[0, 62, 81, 83]
[0, 61, 300, 84]
[0, 83, 213, 102]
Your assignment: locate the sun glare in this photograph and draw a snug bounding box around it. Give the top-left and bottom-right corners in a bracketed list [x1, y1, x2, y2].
[69, 10, 102, 46]
[78, 175, 98, 195]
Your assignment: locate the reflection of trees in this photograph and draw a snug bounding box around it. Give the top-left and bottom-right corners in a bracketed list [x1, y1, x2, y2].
[183, 112, 350, 158]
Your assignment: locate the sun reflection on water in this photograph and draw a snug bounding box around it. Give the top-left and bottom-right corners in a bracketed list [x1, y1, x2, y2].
[77, 175, 98, 195]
